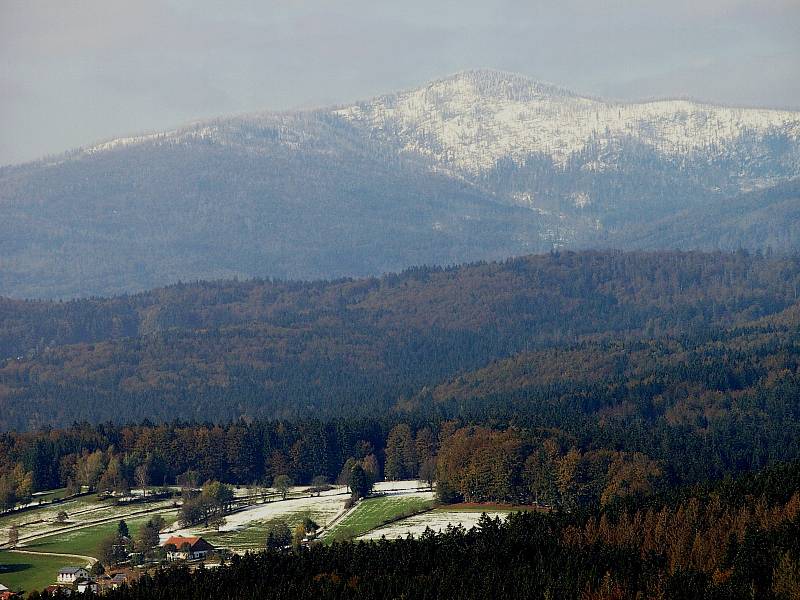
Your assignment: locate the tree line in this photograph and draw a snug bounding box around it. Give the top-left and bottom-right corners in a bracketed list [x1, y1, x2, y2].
[29, 461, 800, 600]
[1, 397, 796, 518]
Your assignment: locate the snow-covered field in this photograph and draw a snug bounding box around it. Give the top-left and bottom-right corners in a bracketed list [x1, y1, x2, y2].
[160, 486, 351, 551]
[0, 495, 176, 546]
[161, 481, 434, 550]
[371, 480, 433, 496]
[163, 481, 431, 539]
[358, 509, 509, 540]
[219, 488, 347, 533]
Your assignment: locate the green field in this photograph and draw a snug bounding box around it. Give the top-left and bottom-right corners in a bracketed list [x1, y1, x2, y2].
[0, 550, 81, 594]
[204, 509, 319, 552]
[324, 496, 435, 542]
[0, 493, 105, 545]
[25, 511, 177, 558]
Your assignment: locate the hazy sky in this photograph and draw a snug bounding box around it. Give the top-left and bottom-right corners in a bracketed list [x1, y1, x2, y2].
[1, 0, 799, 165]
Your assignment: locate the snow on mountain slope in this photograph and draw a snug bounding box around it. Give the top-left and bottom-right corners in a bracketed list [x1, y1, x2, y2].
[3, 69, 799, 300]
[334, 69, 800, 175]
[76, 69, 800, 184]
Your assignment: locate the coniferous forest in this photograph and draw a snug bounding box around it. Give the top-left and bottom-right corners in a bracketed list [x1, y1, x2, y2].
[2, 250, 800, 598]
[25, 462, 800, 599]
[3, 4, 800, 597]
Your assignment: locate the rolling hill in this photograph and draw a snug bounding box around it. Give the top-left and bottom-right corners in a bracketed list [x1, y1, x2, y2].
[1, 250, 798, 430]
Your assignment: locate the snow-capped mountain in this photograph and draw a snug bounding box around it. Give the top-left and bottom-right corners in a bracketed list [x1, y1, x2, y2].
[1, 70, 799, 299]
[336, 69, 800, 181]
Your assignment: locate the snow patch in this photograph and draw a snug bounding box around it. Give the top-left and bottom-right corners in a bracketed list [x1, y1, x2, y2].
[335, 70, 800, 174]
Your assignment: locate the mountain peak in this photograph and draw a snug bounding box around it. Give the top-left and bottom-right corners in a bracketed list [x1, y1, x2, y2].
[336, 70, 800, 174]
[424, 69, 579, 100]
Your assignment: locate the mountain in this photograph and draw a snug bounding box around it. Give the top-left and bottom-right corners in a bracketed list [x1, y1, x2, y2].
[0, 111, 554, 299]
[615, 180, 800, 250]
[1, 250, 799, 430]
[338, 70, 800, 228]
[338, 70, 800, 182]
[1, 70, 799, 299]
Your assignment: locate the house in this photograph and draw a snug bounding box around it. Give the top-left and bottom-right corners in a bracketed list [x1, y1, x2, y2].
[75, 578, 98, 593]
[162, 535, 215, 560]
[57, 567, 90, 584]
[97, 572, 130, 591]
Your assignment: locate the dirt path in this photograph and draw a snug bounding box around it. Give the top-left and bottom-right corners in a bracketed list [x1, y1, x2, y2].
[7, 548, 97, 566]
[13, 503, 179, 548]
[318, 499, 362, 540]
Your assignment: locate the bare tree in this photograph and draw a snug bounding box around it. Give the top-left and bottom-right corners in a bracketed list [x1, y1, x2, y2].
[273, 475, 292, 500]
[7, 525, 19, 548]
[135, 465, 149, 498]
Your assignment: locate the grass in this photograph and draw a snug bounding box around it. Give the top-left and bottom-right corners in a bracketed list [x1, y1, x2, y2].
[0, 493, 177, 549]
[0, 493, 105, 544]
[0, 550, 81, 594]
[25, 511, 177, 558]
[324, 495, 435, 542]
[204, 509, 319, 552]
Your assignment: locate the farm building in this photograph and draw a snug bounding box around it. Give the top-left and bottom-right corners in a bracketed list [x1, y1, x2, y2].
[57, 567, 90, 584]
[162, 535, 215, 560]
[43, 586, 68, 596]
[97, 572, 131, 591]
[75, 578, 98, 594]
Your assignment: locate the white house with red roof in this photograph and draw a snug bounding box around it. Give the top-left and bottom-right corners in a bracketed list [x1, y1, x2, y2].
[162, 535, 215, 560]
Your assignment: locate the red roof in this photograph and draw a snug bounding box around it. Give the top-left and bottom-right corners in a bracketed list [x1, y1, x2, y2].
[164, 535, 201, 547]
[163, 536, 214, 551]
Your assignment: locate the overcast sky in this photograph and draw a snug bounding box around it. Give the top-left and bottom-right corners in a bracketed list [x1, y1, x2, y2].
[1, 0, 799, 165]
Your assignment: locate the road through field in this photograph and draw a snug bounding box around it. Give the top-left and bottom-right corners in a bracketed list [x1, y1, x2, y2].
[7, 548, 96, 566]
[4, 503, 178, 552]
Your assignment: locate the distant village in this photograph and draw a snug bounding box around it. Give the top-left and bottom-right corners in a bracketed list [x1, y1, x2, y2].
[41, 534, 215, 596]
[0, 475, 366, 598]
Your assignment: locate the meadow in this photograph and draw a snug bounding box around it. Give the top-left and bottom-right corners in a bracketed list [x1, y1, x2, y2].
[25, 511, 178, 558]
[0, 550, 79, 594]
[323, 494, 435, 542]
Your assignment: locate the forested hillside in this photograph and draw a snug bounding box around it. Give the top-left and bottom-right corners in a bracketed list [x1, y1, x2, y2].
[29, 461, 800, 600]
[2, 71, 799, 299]
[615, 181, 800, 251]
[1, 251, 799, 431]
[2, 250, 800, 597]
[0, 113, 551, 299]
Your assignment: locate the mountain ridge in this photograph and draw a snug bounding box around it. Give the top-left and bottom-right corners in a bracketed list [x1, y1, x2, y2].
[9, 68, 799, 170]
[1, 70, 799, 299]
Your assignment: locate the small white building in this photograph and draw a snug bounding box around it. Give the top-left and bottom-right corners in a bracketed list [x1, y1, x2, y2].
[57, 567, 90, 584]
